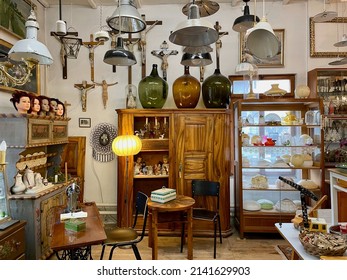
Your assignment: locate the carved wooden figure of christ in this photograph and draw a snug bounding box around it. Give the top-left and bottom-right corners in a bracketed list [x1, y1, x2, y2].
[94, 80, 118, 109]
[74, 80, 95, 112]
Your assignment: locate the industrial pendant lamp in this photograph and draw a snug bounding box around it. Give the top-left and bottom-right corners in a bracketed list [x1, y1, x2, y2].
[181, 52, 212, 67]
[169, 2, 219, 47]
[106, 0, 146, 33]
[8, 9, 53, 65]
[233, 0, 260, 33]
[245, 0, 279, 59]
[104, 37, 136, 66]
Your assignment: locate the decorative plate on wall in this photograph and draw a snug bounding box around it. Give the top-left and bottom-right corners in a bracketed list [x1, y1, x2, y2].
[90, 123, 118, 162]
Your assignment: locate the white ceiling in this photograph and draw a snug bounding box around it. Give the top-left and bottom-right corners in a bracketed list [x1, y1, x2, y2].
[39, 0, 246, 9]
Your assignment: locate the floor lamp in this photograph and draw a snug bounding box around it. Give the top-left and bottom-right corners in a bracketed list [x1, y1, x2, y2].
[112, 135, 142, 227]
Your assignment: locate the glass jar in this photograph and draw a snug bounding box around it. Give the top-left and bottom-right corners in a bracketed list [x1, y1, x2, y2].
[125, 84, 137, 109]
[202, 68, 231, 108]
[173, 66, 201, 108]
[138, 64, 168, 109]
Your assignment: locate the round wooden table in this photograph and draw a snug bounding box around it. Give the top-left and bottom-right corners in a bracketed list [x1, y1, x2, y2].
[147, 195, 195, 260]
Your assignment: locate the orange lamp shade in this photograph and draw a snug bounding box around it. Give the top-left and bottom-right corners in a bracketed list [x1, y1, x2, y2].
[112, 135, 142, 156]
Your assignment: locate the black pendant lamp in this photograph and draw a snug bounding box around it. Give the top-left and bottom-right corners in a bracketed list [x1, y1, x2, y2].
[103, 37, 136, 66]
[233, 0, 259, 33]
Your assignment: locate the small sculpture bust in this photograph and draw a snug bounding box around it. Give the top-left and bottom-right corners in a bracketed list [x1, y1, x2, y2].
[10, 91, 31, 114]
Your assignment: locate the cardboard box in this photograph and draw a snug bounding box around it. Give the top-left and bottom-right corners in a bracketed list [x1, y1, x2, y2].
[64, 218, 86, 232]
[151, 187, 176, 203]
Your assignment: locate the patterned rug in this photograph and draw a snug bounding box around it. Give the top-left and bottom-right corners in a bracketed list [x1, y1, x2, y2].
[275, 245, 293, 260]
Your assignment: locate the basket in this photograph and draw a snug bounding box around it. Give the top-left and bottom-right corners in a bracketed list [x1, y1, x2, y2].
[299, 231, 347, 257]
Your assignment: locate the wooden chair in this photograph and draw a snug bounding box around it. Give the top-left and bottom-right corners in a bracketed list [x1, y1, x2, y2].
[100, 191, 148, 260]
[181, 179, 222, 259]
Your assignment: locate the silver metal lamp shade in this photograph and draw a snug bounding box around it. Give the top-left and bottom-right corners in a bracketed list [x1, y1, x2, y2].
[183, 45, 213, 54]
[232, 0, 259, 33]
[8, 10, 53, 65]
[245, 17, 280, 59]
[103, 37, 136, 66]
[106, 0, 146, 33]
[181, 52, 212, 67]
[169, 4, 219, 47]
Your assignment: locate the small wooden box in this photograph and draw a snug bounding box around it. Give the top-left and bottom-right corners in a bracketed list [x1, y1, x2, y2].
[64, 219, 86, 232]
[151, 188, 176, 203]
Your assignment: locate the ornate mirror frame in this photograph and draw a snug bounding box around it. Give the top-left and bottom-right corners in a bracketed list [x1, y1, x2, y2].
[310, 17, 347, 58]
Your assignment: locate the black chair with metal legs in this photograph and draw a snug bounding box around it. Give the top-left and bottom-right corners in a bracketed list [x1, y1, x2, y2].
[181, 180, 222, 259]
[100, 191, 149, 260]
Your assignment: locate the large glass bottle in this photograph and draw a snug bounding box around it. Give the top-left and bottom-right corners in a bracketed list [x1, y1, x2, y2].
[202, 68, 231, 108]
[138, 64, 168, 109]
[172, 66, 201, 108]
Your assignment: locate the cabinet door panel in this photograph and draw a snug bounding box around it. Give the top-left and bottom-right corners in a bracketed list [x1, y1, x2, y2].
[175, 114, 213, 195]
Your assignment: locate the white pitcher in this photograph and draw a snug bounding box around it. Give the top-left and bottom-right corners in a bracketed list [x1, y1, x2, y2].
[11, 173, 26, 194]
[23, 168, 35, 188]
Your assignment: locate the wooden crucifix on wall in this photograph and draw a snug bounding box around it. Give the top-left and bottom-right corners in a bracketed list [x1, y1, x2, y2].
[82, 34, 104, 82]
[74, 80, 95, 112]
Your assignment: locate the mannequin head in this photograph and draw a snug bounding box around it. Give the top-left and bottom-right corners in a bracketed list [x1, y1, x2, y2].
[10, 91, 31, 114]
[39, 96, 50, 115]
[56, 100, 65, 117]
[49, 98, 59, 116]
[29, 95, 41, 115]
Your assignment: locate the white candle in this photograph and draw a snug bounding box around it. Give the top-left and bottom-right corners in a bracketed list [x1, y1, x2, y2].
[155, 117, 158, 126]
[145, 117, 148, 125]
[164, 117, 166, 124]
[54, 175, 58, 183]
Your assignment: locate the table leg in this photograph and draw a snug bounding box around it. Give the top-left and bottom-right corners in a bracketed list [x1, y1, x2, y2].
[187, 207, 193, 260]
[152, 209, 158, 260]
[148, 210, 152, 248]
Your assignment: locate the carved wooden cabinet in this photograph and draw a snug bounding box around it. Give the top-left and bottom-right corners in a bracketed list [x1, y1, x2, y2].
[0, 114, 74, 259]
[0, 220, 26, 260]
[116, 109, 232, 237]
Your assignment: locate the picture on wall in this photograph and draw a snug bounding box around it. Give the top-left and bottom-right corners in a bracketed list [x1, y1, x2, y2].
[240, 29, 285, 68]
[0, 39, 40, 94]
[0, 0, 34, 39]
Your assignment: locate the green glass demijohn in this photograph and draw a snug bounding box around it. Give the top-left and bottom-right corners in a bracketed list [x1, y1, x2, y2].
[173, 66, 201, 108]
[138, 64, 168, 109]
[202, 68, 231, 108]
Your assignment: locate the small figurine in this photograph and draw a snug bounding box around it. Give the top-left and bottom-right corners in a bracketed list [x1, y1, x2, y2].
[134, 156, 143, 175]
[162, 155, 169, 175]
[10, 90, 31, 114]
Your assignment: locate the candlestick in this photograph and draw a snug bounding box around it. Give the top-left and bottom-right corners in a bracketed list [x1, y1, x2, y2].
[146, 117, 148, 125]
[155, 117, 158, 126]
[164, 117, 166, 124]
[65, 162, 68, 183]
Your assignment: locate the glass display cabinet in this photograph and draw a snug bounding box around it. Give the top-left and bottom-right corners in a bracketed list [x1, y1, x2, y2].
[233, 98, 324, 238]
[0, 164, 10, 223]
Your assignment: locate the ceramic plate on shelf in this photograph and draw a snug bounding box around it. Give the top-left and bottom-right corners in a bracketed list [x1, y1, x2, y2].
[336, 163, 347, 170]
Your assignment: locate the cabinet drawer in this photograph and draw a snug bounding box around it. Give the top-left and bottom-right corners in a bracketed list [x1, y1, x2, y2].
[0, 226, 26, 260]
[28, 119, 52, 144]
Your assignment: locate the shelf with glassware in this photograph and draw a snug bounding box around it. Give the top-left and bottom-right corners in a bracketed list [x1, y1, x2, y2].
[0, 114, 76, 259]
[233, 98, 324, 238]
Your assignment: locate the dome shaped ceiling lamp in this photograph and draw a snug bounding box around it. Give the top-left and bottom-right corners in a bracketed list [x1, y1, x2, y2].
[245, 0, 280, 60]
[9, 9, 53, 65]
[104, 36, 136, 66]
[312, 0, 337, 23]
[106, 0, 146, 33]
[232, 0, 260, 33]
[95, 2, 110, 42]
[235, 59, 258, 99]
[182, 0, 220, 17]
[169, 2, 219, 47]
[181, 45, 213, 67]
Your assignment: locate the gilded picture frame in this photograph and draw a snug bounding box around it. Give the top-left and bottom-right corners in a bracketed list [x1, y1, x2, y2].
[0, 0, 34, 39]
[310, 17, 347, 58]
[0, 39, 40, 95]
[240, 29, 285, 68]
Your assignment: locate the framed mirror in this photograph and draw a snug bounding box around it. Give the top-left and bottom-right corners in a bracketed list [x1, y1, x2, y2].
[310, 17, 347, 58]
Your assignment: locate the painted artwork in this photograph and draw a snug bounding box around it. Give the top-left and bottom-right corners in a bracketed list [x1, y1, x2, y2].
[0, 0, 33, 39]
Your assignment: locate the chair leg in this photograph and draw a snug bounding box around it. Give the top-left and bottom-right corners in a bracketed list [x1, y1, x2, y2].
[180, 223, 185, 253]
[132, 244, 142, 260]
[218, 216, 222, 244]
[108, 246, 117, 260]
[100, 244, 106, 260]
[214, 221, 217, 259]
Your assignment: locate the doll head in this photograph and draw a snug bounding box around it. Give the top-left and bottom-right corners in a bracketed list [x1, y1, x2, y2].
[49, 98, 59, 116]
[38, 96, 50, 115]
[29, 94, 41, 115]
[56, 100, 65, 117]
[10, 91, 31, 114]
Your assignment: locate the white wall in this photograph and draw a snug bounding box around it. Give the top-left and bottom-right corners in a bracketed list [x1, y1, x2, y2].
[0, 0, 343, 207]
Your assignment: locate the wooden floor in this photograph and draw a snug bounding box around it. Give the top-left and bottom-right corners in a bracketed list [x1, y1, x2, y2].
[49, 226, 290, 260]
